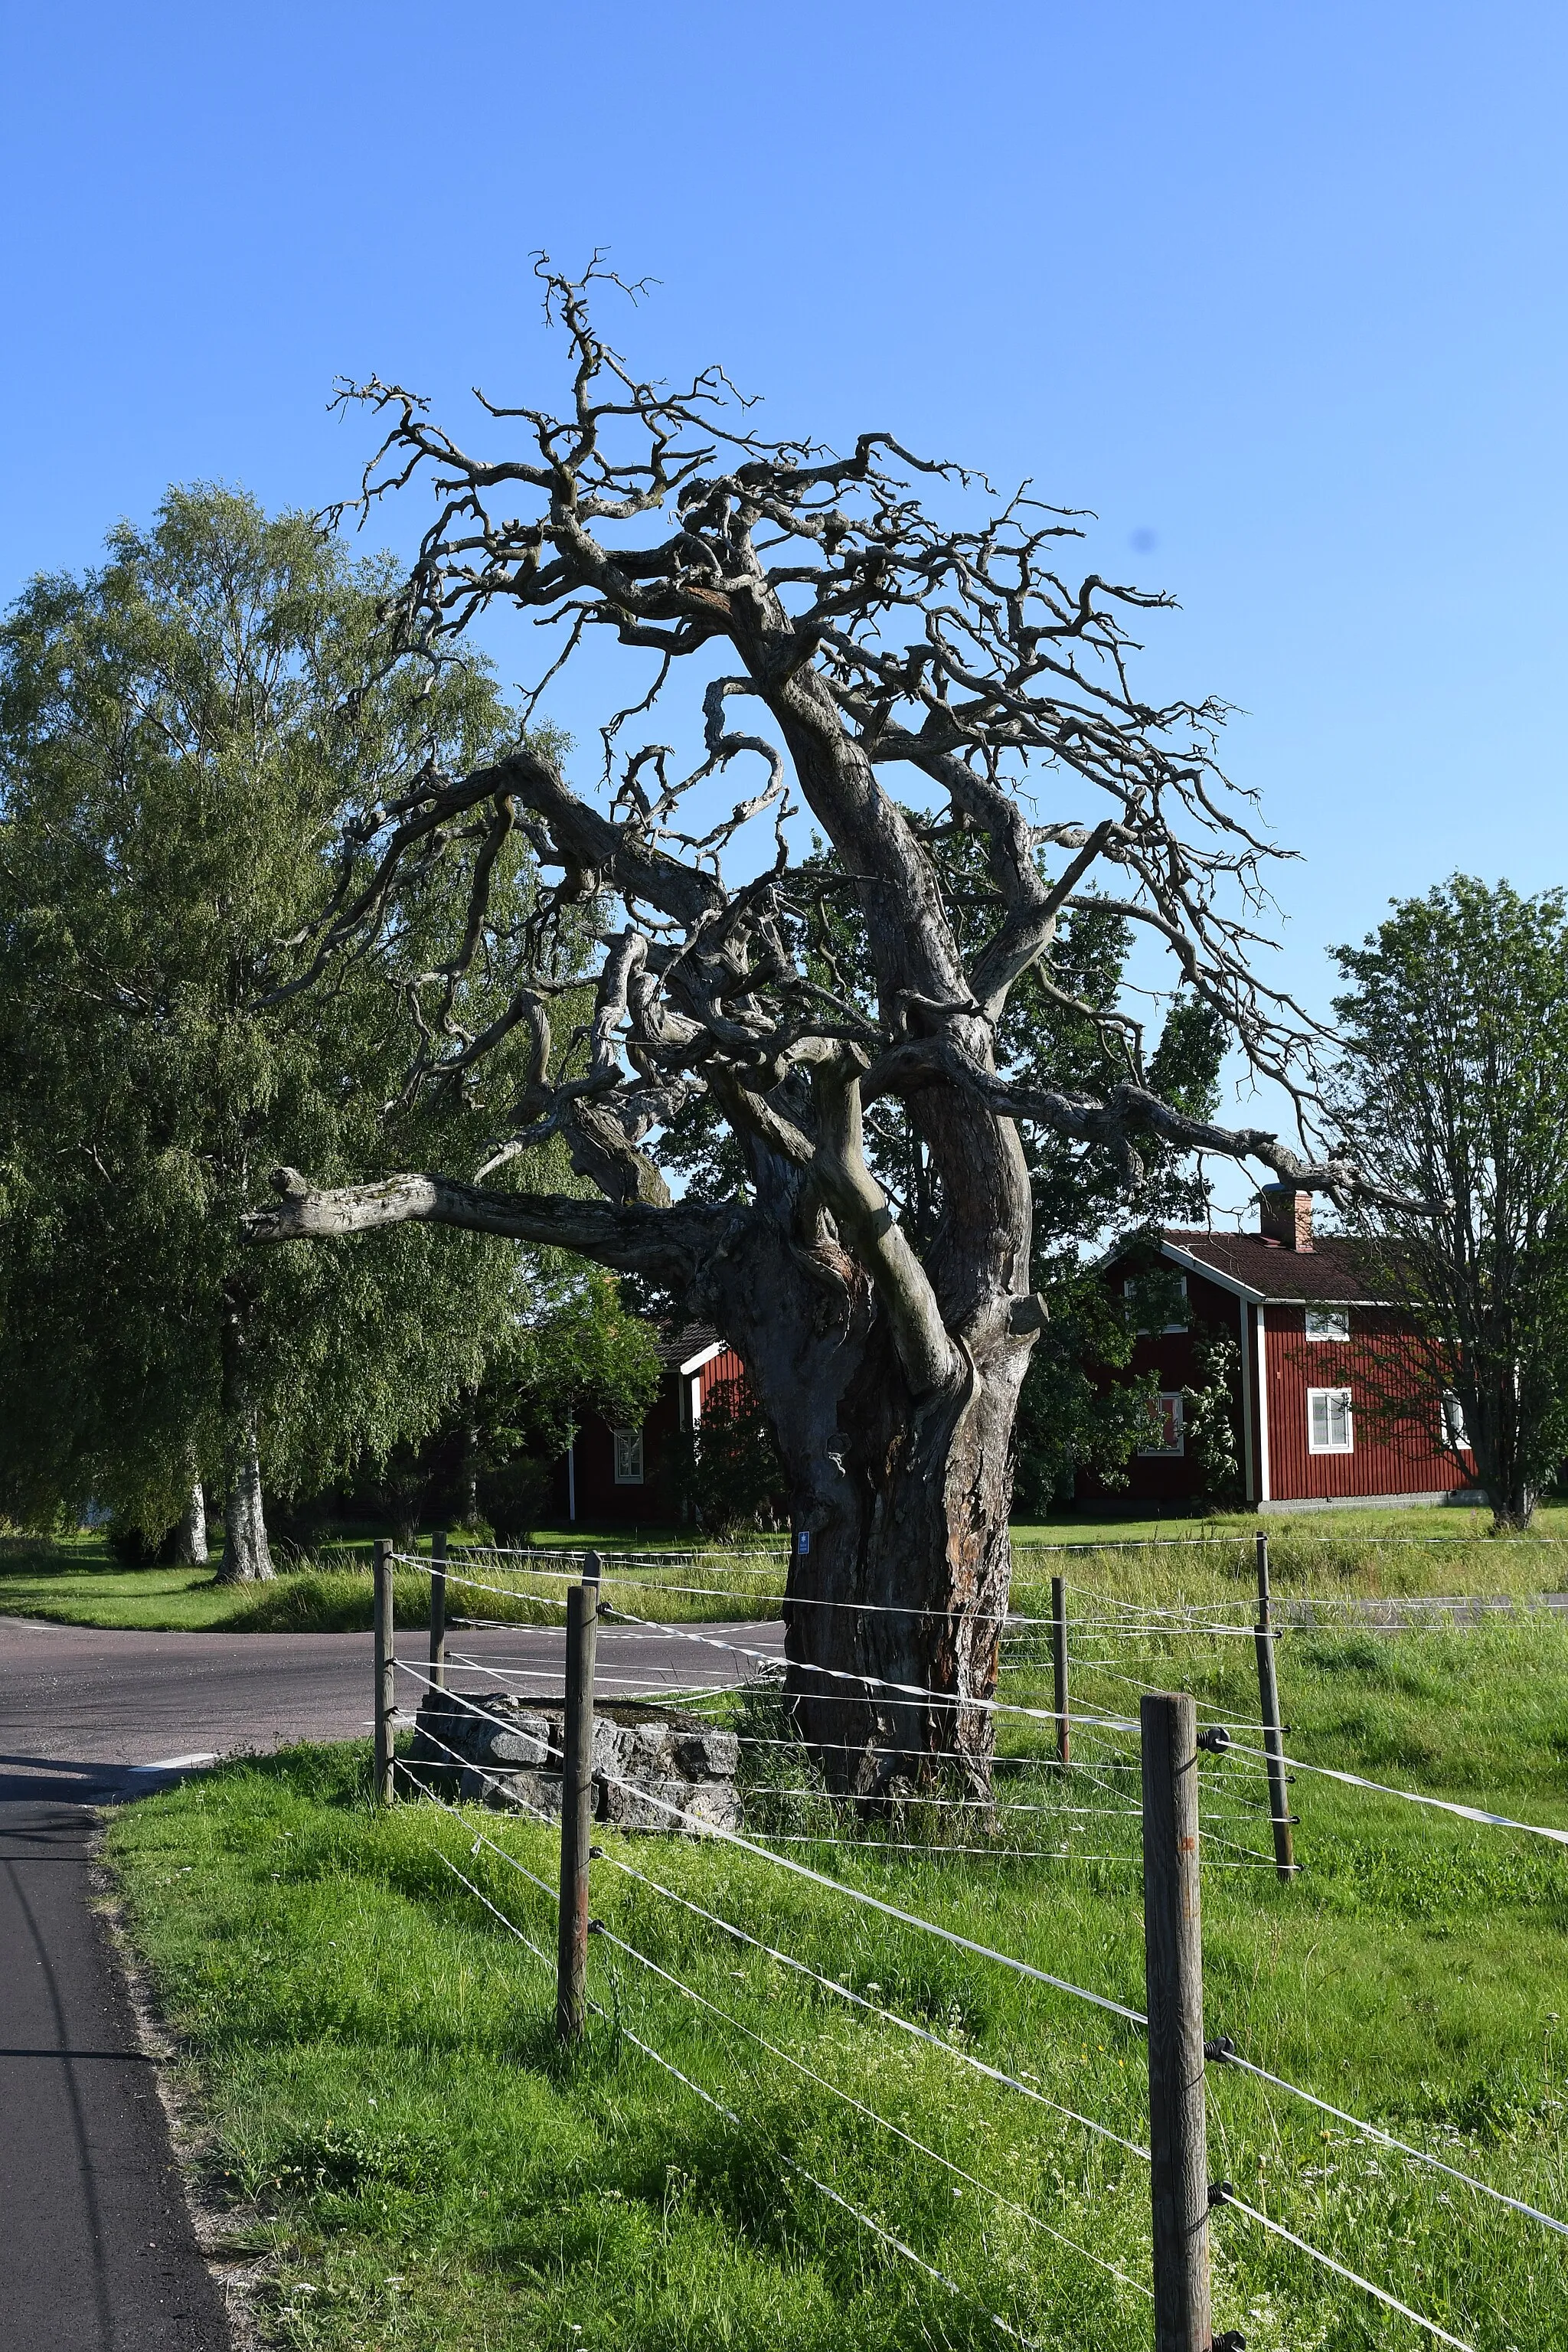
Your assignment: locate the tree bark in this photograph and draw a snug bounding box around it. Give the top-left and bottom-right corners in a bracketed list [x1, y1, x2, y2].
[219, 1407, 273, 1583]
[691, 1141, 1032, 1801]
[217, 1282, 274, 1584]
[175, 1462, 208, 1566]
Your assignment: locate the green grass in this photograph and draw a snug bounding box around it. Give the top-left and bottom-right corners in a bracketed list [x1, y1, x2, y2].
[0, 1533, 791, 1632]
[8, 1508, 1568, 1635]
[108, 1615, 1568, 2352]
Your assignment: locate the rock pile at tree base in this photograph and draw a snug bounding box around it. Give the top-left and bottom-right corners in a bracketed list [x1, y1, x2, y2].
[405, 1691, 741, 1832]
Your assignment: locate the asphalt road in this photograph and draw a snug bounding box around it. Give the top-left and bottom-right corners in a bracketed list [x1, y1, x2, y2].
[0, 1611, 782, 2347]
[0, 1798, 233, 2350]
[0, 1612, 785, 1800]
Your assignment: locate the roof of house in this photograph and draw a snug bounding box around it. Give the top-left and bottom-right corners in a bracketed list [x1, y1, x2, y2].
[1153, 1230, 1392, 1305]
[653, 1321, 725, 1370]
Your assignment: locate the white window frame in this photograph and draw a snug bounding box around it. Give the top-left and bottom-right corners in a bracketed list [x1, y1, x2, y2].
[1304, 1305, 1350, 1342]
[612, 1427, 645, 1485]
[1441, 1392, 1470, 1453]
[1307, 1387, 1354, 1454]
[1137, 1392, 1185, 1457]
[1125, 1273, 1188, 1334]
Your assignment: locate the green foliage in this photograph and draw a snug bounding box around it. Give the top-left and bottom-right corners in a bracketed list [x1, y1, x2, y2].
[1181, 1325, 1243, 1504]
[665, 1377, 786, 1537]
[1331, 877, 1568, 1527]
[1011, 1263, 1157, 1516]
[0, 485, 546, 1534]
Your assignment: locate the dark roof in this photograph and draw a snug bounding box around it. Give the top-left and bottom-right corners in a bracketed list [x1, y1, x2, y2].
[653, 1321, 724, 1368]
[1156, 1230, 1390, 1303]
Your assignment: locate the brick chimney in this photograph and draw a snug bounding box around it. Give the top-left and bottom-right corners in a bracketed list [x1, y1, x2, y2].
[1259, 1184, 1314, 1252]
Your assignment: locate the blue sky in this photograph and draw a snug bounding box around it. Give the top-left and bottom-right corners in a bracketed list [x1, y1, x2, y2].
[4, 2, 1565, 1210]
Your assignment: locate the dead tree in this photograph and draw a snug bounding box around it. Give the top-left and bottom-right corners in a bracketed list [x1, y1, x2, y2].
[246, 261, 1397, 1795]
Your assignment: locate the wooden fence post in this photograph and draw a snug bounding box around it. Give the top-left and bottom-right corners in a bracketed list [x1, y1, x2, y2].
[373, 1537, 396, 1808]
[1253, 1533, 1297, 1880]
[1051, 1574, 1070, 1766]
[430, 1530, 448, 1695]
[556, 1566, 599, 2041]
[1142, 1691, 1211, 2352]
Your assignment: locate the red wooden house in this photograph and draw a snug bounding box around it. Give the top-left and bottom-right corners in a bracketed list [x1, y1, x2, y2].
[554, 1325, 750, 1526]
[1100, 1187, 1477, 1511]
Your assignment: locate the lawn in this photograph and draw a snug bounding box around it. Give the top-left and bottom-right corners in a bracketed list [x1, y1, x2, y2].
[106, 1609, 1568, 2352]
[8, 1505, 1568, 1635]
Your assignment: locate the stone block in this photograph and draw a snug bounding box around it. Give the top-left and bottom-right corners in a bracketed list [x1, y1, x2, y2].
[603, 1774, 692, 1834]
[675, 1729, 740, 1778]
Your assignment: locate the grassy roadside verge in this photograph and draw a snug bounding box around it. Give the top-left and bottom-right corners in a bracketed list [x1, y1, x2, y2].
[108, 1617, 1568, 2352]
[9, 1508, 1568, 1634]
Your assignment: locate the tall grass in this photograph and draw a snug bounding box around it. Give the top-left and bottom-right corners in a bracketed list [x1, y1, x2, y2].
[109, 1614, 1568, 2351]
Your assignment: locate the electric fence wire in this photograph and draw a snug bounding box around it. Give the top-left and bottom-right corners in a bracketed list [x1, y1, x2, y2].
[397, 1664, 1148, 2026]
[1221, 1733, 1568, 1847]
[591, 1764, 1148, 2026]
[396, 1603, 1568, 2245]
[426, 1822, 1054, 2347]
[588, 1842, 1152, 2160]
[594, 1597, 1140, 1739]
[1214, 2050, 1568, 2240]
[1212, 2189, 1477, 2352]
[408, 1550, 1275, 1636]
[587, 1906, 1157, 2304]
[396, 1674, 1555, 2332]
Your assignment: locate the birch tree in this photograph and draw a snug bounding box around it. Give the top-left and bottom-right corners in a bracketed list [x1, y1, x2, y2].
[0, 486, 541, 1574]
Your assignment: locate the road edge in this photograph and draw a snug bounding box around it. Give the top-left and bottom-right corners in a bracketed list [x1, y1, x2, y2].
[90, 1828, 273, 2352]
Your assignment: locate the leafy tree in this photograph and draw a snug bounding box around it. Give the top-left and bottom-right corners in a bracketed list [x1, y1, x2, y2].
[362, 1259, 663, 1544]
[666, 1376, 786, 1539]
[1180, 1325, 1243, 1506]
[0, 486, 551, 1575]
[1331, 877, 1568, 1530]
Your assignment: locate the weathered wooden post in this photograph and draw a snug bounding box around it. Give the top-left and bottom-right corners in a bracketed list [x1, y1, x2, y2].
[1142, 1691, 1211, 2352]
[430, 1530, 448, 1695]
[1051, 1573, 1070, 1766]
[373, 1537, 396, 1808]
[556, 1558, 599, 2041]
[1253, 1533, 1297, 1880]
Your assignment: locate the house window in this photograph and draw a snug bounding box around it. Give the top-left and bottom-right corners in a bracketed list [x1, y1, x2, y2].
[1442, 1392, 1470, 1452]
[1137, 1393, 1185, 1456]
[1307, 1387, 1353, 1453]
[612, 1428, 645, 1485]
[1304, 1306, 1349, 1341]
[1125, 1274, 1187, 1334]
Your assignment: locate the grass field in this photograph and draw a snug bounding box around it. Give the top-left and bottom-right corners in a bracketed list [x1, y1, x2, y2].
[107, 1608, 1568, 2352]
[8, 1504, 1568, 1635]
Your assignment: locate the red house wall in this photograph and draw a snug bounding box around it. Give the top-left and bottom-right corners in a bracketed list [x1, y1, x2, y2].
[1261, 1307, 1468, 1503]
[1093, 1270, 1243, 1504]
[552, 1343, 756, 1526]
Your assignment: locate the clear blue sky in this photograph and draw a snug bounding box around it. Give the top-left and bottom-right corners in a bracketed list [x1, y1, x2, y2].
[4, 2, 1565, 1200]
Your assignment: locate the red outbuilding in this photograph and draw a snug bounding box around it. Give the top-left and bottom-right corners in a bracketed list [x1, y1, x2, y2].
[1100, 1186, 1478, 1511]
[554, 1325, 750, 1526]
